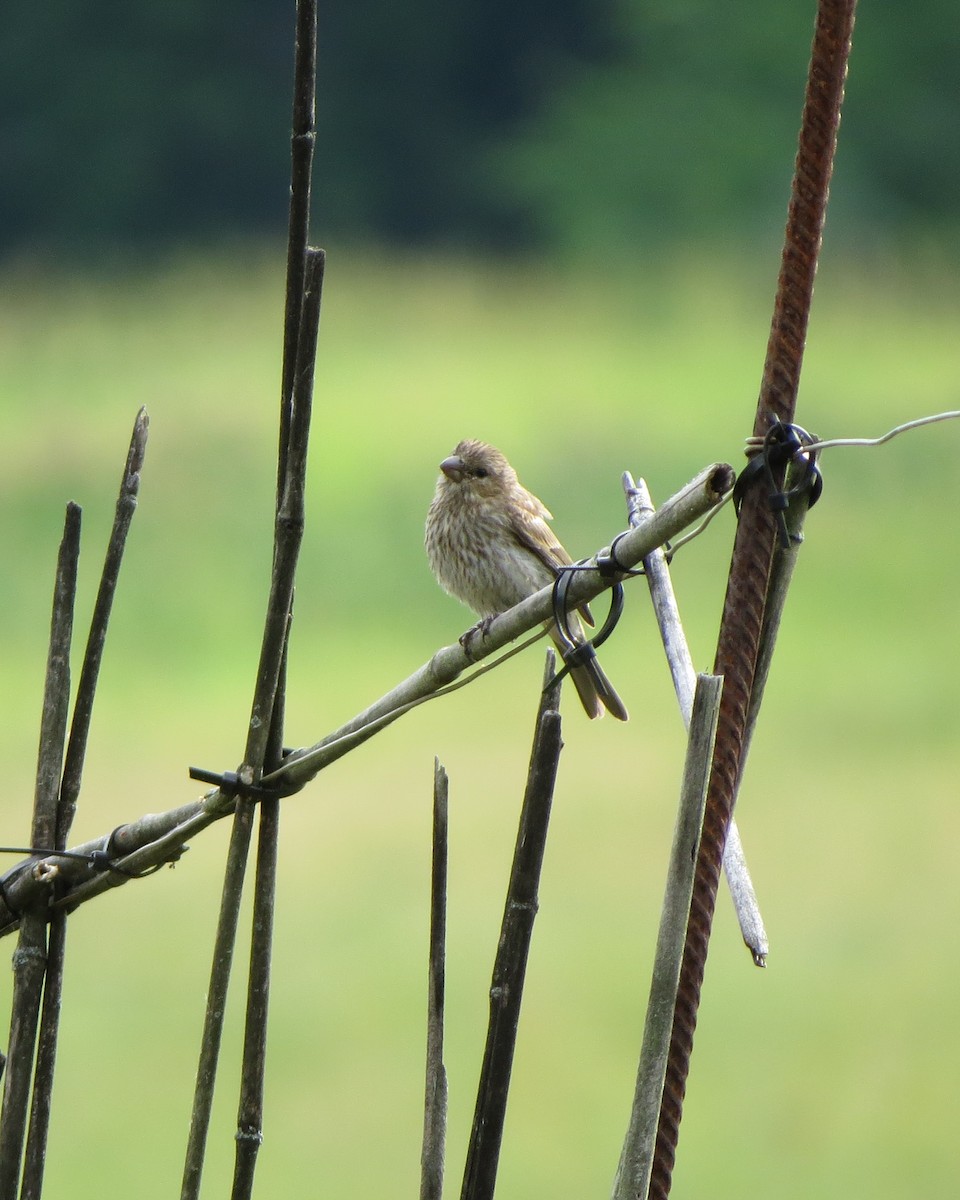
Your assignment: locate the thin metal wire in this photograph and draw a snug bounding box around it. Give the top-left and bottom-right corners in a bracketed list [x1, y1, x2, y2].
[800, 408, 960, 452]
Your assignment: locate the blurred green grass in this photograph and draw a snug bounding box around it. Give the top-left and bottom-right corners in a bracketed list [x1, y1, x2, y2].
[1, 245, 958, 1197]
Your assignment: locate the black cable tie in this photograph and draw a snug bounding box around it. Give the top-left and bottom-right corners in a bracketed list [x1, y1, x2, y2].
[0, 845, 107, 866]
[0, 872, 22, 919]
[548, 565, 626, 688]
[550, 568, 579, 653]
[189, 766, 278, 800]
[733, 417, 824, 545]
[557, 640, 599, 673]
[596, 531, 647, 579]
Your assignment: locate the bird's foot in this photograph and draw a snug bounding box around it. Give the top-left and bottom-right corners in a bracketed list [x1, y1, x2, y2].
[459, 615, 497, 661]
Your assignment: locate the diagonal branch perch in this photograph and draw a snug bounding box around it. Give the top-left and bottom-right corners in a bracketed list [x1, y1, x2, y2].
[266, 462, 734, 788]
[0, 462, 733, 938]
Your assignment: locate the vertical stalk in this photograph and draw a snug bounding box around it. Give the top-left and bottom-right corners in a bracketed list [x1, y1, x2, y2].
[612, 675, 722, 1200]
[181, 2, 321, 1190]
[180, 802, 257, 1200]
[0, 505, 80, 1198]
[460, 656, 563, 1200]
[420, 759, 449, 1200]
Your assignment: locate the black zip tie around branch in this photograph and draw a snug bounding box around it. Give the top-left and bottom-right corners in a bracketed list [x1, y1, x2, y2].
[733, 418, 824, 547]
[548, 567, 625, 687]
[187, 767, 282, 801]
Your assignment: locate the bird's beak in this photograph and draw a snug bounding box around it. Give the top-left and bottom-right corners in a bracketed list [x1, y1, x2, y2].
[439, 454, 465, 482]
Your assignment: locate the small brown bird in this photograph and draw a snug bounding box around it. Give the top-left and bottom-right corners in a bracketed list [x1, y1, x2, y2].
[425, 439, 628, 720]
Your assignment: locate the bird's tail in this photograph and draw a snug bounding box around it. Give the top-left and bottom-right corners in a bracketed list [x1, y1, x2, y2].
[547, 625, 629, 721]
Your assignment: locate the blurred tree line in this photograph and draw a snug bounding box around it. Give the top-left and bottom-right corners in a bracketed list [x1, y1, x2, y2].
[2, 0, 958, 257]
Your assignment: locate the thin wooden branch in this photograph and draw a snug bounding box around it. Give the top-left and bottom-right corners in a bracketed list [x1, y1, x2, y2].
[612, 674, 722, 1200]
[29, 506, 80, 851]
[220, 251, 323, 1198]
[623, 473, 768, 965]
[278, 0, 318, 483]
[0, 462, 733, 939]
[229, 796, 279, 1199]
[420, 759, 449, 1200]
[0, 506, 80, 1199]
[58, 408, 148, 846]
[179, 802, 257, 1200]
[180, 214, 322, 1200]
[19, 916, 65, 1200]
[245, 247, 323, 778]
[231, 643, 289, 1200]
[278, 247, 324, 534]
[180, 0, 321, 1186]
[21, 413, 148, 1197]
[0, 915, 48, 1200]
[460, 654, 563, 1200]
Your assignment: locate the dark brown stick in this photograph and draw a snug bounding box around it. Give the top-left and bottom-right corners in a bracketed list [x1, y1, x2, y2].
[460, 655, 563, 1200]
[185, 3, 322, 1191]
[57, 409, 148, 846]
[0, 506, 80, 1199]
[23, 413, 147, 1195]
[420, 759, 449, 1200]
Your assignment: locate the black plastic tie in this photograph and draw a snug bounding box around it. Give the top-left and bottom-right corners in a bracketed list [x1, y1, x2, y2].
[189, 766, 278, 800]
[548, 565, 625, 688]
[734, 417, 823, 546]
[596, 530, 646, 579]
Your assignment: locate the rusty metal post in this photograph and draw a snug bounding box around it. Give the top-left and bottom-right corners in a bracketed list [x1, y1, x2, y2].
[648, 2, 857, 1196]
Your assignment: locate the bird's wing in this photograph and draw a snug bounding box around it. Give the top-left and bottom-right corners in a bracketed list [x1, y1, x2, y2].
[508, 486, 595, 626]
[508, 487, 570, 573]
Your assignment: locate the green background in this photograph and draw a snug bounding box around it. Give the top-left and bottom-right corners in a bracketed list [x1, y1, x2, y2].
[2, 249, 958, 1196]
[2, 1, 960, 1196]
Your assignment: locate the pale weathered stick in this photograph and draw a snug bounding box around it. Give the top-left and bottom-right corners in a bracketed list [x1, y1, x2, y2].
[0, 462, 733, 938]
[624, 473, 768, 965]
[612, 673, 722, 1200]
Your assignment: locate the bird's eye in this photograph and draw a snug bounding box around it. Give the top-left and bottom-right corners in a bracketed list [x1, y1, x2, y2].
[473, 467, 489, 478]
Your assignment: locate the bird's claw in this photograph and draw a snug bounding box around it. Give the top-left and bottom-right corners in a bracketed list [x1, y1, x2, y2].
[459, 615, 497, 661]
